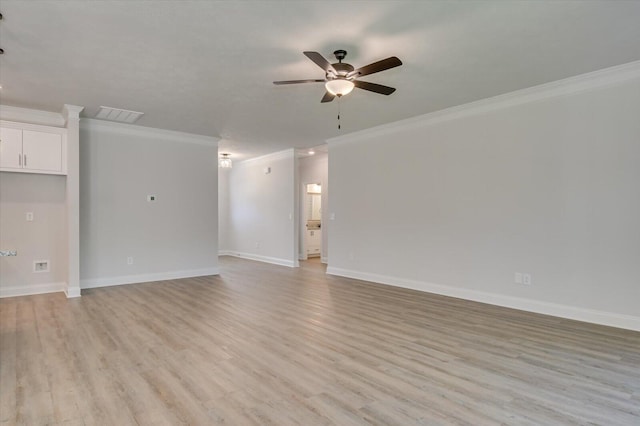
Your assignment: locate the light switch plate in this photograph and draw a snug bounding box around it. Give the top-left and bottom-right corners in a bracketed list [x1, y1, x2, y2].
[26, 212, 34, 221]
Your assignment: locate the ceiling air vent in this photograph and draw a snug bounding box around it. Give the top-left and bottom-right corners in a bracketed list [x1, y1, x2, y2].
[95, 106, 144, 124]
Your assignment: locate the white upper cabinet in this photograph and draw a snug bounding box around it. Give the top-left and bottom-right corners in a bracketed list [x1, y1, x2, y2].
[0, 122, 67, 175]
[22, 130, 63, 173]
[0, 127, 23, 170]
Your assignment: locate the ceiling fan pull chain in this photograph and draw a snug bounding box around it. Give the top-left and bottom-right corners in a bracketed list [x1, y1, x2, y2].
[338, 97, 341, 130]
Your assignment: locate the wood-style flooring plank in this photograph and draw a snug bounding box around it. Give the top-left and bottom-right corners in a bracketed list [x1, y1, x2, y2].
[1, 256, 639, 425]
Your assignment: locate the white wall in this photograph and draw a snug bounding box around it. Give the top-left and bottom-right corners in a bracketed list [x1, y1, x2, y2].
[218, 165, 231, 253]
[0, 173, 67, 296]
[298, 152, 328, 262]
[0, 106, 70, 297]
[220, 149, 297, 267]
[328, 64, 640, 330]
[79, 120, 219, 288]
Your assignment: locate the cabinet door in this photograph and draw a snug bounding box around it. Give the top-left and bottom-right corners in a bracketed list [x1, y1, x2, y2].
[22, 130, 63, 173]
[306, 230, 322, 254]
[0, 127, 23, 170]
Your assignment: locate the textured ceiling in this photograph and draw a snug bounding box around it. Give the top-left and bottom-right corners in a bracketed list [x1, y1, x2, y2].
[1, 1, 639, 160]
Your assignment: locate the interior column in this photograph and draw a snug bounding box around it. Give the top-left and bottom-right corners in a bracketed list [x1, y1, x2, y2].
[63, 104, 84, 298]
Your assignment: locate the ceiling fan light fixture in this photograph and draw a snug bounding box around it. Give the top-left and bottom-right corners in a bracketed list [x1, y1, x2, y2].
[325, 79, 355, 97]
[219, 153, 232, 168]
[273, 50, 402, 103]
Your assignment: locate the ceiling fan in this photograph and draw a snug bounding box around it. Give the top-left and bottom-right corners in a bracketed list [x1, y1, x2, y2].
[273, 50, 402, 103]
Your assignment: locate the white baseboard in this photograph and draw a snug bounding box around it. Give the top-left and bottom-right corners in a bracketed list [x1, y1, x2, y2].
[326, 267, 640, 332]
[0, 281, 66, 298]
[218, 250, 234, 256]
[80, 267, 220, 289]
[65, 286, 81, 298]
[321, 257, 328, 264]
[221, 251, 296, 268]
[300, 254, 327, 262]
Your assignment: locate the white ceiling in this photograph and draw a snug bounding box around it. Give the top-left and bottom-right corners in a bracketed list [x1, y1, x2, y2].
[1, 1, 639, 160]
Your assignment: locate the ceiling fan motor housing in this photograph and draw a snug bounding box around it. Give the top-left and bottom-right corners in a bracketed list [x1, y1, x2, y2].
[329, 62, 355, 79]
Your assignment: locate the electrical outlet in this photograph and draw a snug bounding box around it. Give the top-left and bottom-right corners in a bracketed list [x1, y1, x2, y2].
[523, 274, 532, 285]
[127, 257, 134, 265]
[515, 273, 523, 284]
[26, 212, 34, 222]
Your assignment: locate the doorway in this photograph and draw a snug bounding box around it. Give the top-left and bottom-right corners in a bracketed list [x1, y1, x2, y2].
[302, 183, 322, 259]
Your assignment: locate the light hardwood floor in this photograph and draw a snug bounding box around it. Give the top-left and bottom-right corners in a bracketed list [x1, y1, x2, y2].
[1, 256, 639, 425]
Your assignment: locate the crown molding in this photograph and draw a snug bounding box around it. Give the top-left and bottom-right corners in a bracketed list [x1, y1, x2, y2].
[0, 119, 68, 135]
[80, 118, 219, 146]
[328, 60, 640, 146]
[0, 105, 65, 127]
[63, 104, 85, 122]
[236, 148, 295, 166]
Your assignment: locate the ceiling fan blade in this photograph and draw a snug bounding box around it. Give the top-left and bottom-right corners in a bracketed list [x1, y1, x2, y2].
[304, 51, 337, 74]
[353, 80, 396, 95]
[320, 92, 335, 103]
[273, 79, 325, 85]
[349, 56, 402, 78]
